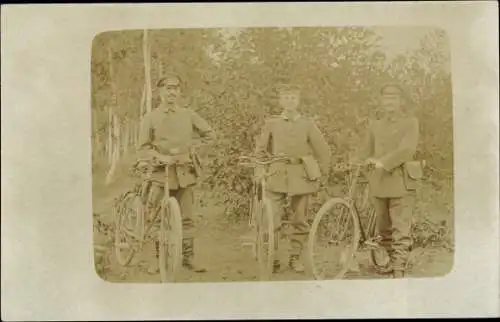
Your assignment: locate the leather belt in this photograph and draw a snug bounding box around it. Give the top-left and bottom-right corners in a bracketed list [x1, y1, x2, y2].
[287, 157, 303, 165]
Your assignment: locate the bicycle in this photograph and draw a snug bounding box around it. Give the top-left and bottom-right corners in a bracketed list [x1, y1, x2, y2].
[113, 153, 183, 283]
[306, 162, 391, 280]
[238, 155, 293, 281]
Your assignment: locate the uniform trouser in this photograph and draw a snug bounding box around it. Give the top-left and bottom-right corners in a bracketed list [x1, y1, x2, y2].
[145, 183, 196, 237]
[372, 192, 416, 271]
[145, 183, 196, 263]
[266, 191, 310, 258]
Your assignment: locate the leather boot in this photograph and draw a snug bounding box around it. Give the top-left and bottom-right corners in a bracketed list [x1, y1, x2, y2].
[273, 259, 281, 273]
[182, 238, 207, 273]
[289, 254, 305, 273]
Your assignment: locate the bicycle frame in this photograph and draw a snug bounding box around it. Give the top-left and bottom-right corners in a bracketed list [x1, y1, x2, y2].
[129, 160, 174, 249]
[337, 164, 384, 249]
[326, 164, 372, 246]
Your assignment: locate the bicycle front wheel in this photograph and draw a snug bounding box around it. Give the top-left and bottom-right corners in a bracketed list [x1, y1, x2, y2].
[367, 207, 390, 269]
[158, 197, 183, 283]
[113, 192, 143, 266]
[256, 199, 275, 281]
[306, 198, 361, 280]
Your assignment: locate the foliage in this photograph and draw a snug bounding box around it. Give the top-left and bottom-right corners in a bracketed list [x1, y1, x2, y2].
[91, 27, 453, 222]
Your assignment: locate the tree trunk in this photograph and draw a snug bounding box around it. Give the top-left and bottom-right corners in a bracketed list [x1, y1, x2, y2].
[124, 119, 130, 155]
[104, 39, 122, 185]
[143, 29, 152, 114]
[139, 29, 152, 151]
[115, 115, 121, 159]
[107, 106, 113, 165]
[134, 119, 139, 149]
[158, 60, 164, 78]
[105, 114, 120, 185]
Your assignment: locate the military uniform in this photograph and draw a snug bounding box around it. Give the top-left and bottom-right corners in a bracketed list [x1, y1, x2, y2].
[360, 113, 423, 276]
[255, 111, 330, 271]
[138, 103, 215, 272]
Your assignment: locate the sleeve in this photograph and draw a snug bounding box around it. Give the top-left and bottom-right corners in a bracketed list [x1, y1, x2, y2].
[189, 109, 216, 140]
[308, 120, 331, 175]
[254, 119, 273, 157]
[357, 121, 375, 162]
[379, 117, 419, 172]
[138, 112, 154, 152]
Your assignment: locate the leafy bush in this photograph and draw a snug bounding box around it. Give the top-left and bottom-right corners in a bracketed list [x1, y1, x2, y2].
[92, 27, 453, 230]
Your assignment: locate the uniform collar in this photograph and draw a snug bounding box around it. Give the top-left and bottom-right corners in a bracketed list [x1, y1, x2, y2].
[161, 103, 179, 114]
[382, 111, 405, 123]
[281, 111, 301, 122]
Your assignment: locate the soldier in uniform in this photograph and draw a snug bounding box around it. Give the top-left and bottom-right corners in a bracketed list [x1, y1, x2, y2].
[254, 83, 331, 273]
[359, 83, 423, 278]
[138, 72, 216, 274]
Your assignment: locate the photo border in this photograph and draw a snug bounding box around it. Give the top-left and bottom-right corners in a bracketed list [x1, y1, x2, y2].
[1, 2, 499, 320]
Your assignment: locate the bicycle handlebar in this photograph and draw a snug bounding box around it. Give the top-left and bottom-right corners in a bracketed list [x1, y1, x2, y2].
[333, 159, 427, 172]
[332, 162, 372, 172]
[238, 155, 292, 167]
[134, 155, 177, 169]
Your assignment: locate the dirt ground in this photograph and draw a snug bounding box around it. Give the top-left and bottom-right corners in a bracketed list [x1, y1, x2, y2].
[92, 173, 454, 283]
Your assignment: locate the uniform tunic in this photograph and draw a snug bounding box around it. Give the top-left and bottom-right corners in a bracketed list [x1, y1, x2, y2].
[254, 113, 331, 196]
[138, 105, 214, 190]
[359, 115, 422, 271]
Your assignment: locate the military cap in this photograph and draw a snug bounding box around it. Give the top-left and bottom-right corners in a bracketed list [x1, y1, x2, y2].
[157, 72, 183, 89]
[276, 83, 301, 94]
[380, 83, 404, 96]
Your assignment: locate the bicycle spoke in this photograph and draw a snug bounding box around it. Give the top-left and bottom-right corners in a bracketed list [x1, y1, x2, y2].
[309, 200, 360, 280]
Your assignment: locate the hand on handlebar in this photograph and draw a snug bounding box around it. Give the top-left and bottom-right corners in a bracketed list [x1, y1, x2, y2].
[365, 158, 384, 170]
[146, 150, 173, 165]
[319, 176, 329, 188]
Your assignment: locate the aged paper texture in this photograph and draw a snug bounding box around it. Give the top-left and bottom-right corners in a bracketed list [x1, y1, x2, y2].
[1, 2, 499, 320]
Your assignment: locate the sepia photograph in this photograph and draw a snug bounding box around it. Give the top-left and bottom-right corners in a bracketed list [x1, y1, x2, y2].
[91, 26, 454, 283]
[2, 2, 498, 320]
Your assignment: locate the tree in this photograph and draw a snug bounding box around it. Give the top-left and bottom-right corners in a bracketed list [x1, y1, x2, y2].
[91, 27, 453, 220]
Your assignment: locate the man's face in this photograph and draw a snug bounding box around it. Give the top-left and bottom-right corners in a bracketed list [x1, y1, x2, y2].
[160, 77, 181, 104]
[380, 93, 402, 113]
[279, 90, 300, 112]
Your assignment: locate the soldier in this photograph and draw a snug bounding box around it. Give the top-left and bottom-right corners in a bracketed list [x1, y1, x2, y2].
[359, 83, 423, 278]
[138, 72, 216, 274]
[254, 83, 331, 273]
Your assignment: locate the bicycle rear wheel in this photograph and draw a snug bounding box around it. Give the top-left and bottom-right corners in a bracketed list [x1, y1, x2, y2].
[256, 199, 275, 281]
[367, 207, 390, 269]
[114, 192, 144, 266]
[306, 198, 360, 280]
[158, 197, 183, 283]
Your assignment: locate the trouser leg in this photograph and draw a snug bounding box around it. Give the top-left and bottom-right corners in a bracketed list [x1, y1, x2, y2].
[265, 190, 286, 272]
[265, 190, 286, 232]
[288, 194, 310, 273]
[172, 186, 195, 238]
[172, 186, 206, 273]
[289, 194, 310, 256]
[146, 183, 163, 274]
[389, 194, 415, 273]
[373, 197, 392, 255]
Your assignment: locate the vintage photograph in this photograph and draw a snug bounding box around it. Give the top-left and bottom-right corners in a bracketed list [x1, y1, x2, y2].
[91, 26, 454, 283]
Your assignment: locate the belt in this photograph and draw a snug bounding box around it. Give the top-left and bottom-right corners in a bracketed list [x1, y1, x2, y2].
[272, 156, 303, 165]
[158, 147, 191, 155]
[287, 157, 303, 165]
